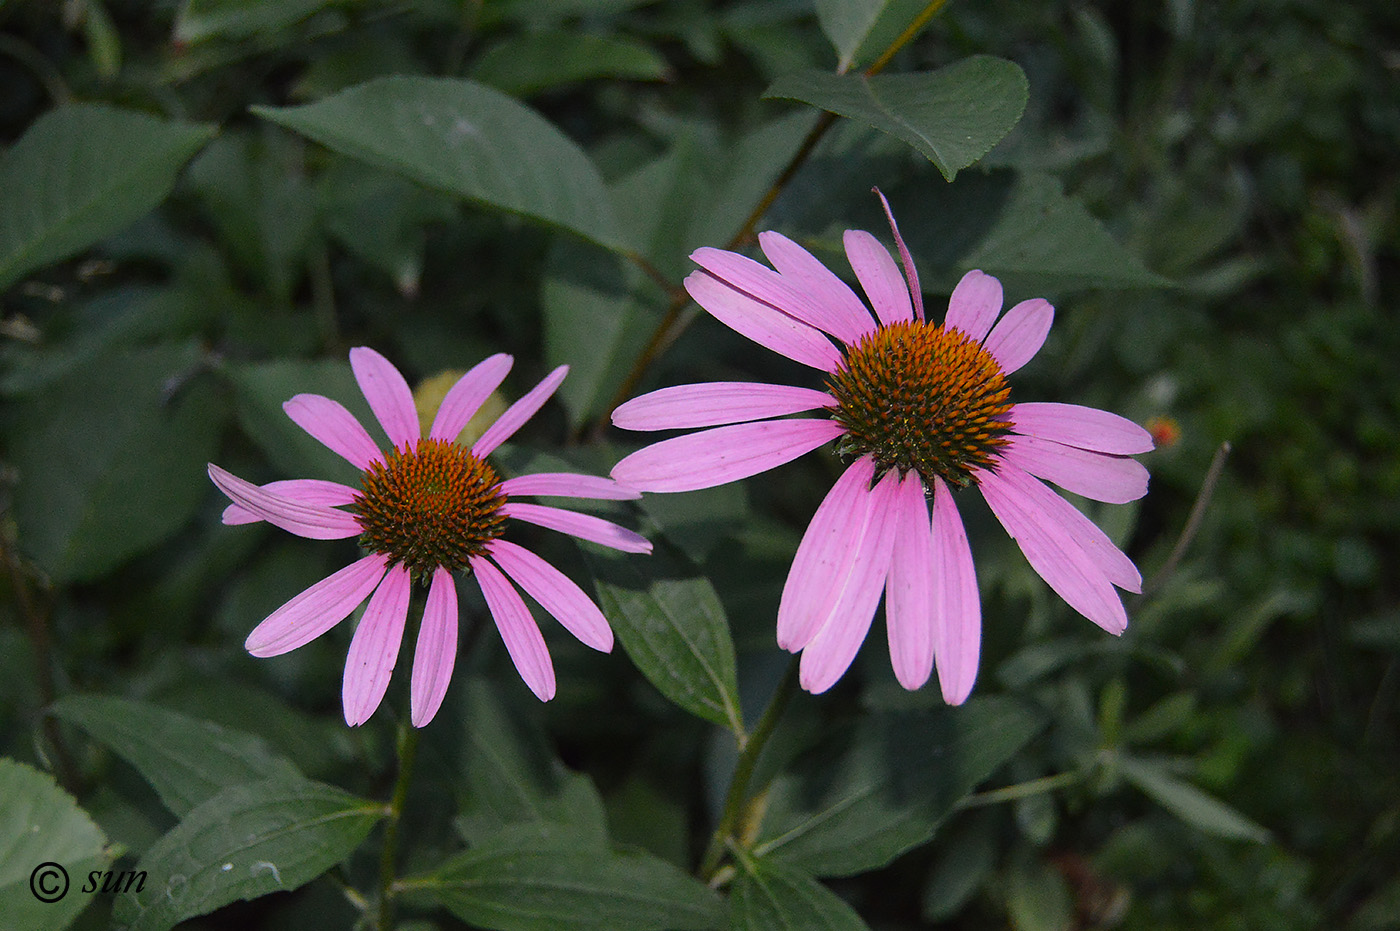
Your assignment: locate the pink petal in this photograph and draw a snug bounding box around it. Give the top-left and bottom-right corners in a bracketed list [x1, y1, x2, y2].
[342, 562, 411, 726]
[1010, 402, 1155, 455]
[691, 246, 867, 345]
[245, 552, 389, 657]
[984, 298, 1054, 375]
[350, 346, 420, 451]
[777, 456, 876, 652]
[222, 478, 359, 525]
[501, 502, 652, 554]
[843, 230, 913, 327]
[977, 465, 1129, 634]
[410, 566, 459, 727]
[944, 270, 1003, 341]
[999, 435, 1150, 504]
[610, 419, 846, 493]
[758, 230, 875, 343]
[499, 472, 641, 501]
[471, 555, 556, 700]
[472, 365, 568, 458]
[981, 459, 1142, 592]
[875, 189, 923, 321]
[488, 539, 613, 652]
[798, 468, 902, 694]
[208, 464, 362, 539]
[884, 472, 934, 690]
[284, 393, 382, 470]
[430, 353, 514, 442]
[930, 476, 981, 705]
[611, 382, 835, 431]
[685, 271, 844, 372]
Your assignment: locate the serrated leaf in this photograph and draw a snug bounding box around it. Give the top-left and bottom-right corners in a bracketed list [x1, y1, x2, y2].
[113, 777, 382, 931]
[406, 831, 725, 931]
[1118, 756, 1271, 843]
[471, 31, 669, 97]
[0, 104, 214, 292]
[252, 76, 625, 250]
[585, 545, 743, 734]
[0, 758, 112, 931]
[50, 695, 301, 817]
[8, 341, 227, 583]
[730, 851, 871, 931]
[764, 57, 1027, 180]
[757, 697, 1043, 877]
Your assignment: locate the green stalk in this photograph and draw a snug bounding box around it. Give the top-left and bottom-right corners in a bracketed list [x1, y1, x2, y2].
[376, 721, 421, 931]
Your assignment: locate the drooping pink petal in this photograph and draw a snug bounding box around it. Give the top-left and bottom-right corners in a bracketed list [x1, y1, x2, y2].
[430, 352, 514, 442]
[884, 472, 934, 690]
[875, 189, 923, 321]
[488, 539, 613, 652]
[501, 502, 652, 554]
[611, 382, 835, 432]
[843, 230, 913, 326]
[471, 555, 556, 701]
[222, 478, 359, 525]
[342, 562, 411, 726]
[930, 476, 981, 705]
[208, 464, 363, 540]
[985, 457, 1142, 592]
[611, 419, 846, 493]
[1010, 402, 1155, 455]
[777, 456, 876, 652]
[691, 246, 866, 345]
[245, 553, 389, 657]
[944, 270, 1003, 341]
[410, 566, 459, 727]
[798, 468, 901, 694]
[978, 466, 1129, 634]
[283, 393, 382, 470]
[758, 231, 875, 343]
[350, 347, 421, 451]
[499, 472, 641, 501]
[984, 298, 1054, 375]
[999, 435, 1150, 504]
[472, 365, 568, 458]
[685, 271, 844, 372]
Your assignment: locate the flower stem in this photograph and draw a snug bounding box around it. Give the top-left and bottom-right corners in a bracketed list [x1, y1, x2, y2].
[1141, 440, 1231, 600]
[699, 656, 800, 882]
[376, 720, 420, 931]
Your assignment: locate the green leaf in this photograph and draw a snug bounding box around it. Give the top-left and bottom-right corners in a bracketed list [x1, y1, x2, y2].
[0, 104, 215, 292]
[252, 76, 625, 250]
[814, 0, 894, 72]
[113, 777, 382, 931]
[455, 680, 609, 846]
[585, 545, 744, 734]
[175, 0, 334, 43]
[471, 31, 669, 97]
[8, 341, 228, 583]
[0, 758, 112, 931]
[406, 831, 725, 931]
[764, 57, 1028, 180]
[50, 695, 301, 817]
[1117, 756, 1271, 843]
[757, 697, 1043, 876]
[730, 850, 871, 931]
[1006, 852, 1073, 931]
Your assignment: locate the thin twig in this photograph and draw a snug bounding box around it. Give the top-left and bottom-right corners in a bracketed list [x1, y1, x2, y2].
[1141, 441, 1232, 600]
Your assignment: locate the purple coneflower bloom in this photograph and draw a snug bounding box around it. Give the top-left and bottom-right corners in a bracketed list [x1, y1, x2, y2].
[209, 348, 649, 727]
[611, 197, 1152, 702]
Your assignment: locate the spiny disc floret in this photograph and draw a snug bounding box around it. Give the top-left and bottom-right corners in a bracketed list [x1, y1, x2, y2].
[826, 320, 1013, 487]
[352, 438, 506, 579]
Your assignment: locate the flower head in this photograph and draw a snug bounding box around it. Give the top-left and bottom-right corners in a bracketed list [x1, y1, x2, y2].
[210, 348, 649, 727]
[611, 194, 1152, 702]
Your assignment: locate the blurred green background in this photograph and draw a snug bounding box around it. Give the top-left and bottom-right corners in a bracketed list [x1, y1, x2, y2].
[1, 1, 1397, 928]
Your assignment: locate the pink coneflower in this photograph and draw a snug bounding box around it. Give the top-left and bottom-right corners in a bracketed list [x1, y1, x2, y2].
[209, 348, 649, 727]
[611, 196, 1152, 703]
